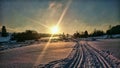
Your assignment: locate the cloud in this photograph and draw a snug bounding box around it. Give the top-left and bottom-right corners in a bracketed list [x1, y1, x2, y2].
[48, 1, 63, 10]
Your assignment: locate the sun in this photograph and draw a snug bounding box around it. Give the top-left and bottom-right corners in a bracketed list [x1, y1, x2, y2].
[51, 26, 59, 34]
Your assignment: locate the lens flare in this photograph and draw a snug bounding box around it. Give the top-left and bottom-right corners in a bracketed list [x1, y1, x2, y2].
[34, 0, 73, 66]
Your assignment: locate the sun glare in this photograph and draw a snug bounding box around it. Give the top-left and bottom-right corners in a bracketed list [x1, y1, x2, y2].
[51, 26, 59, 34]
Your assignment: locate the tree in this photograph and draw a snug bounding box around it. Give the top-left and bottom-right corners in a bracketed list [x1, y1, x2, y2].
[106, 25, 112, 38]
[66, 34, 69, 38]
[107, 25, 120, 35]
[60, 32, 66, 40]
[84, 30, 88, 38]
[73, 31, 80, 38]
[106, 25, 120, 38]
[90, 30, 105, 37]
[1, 26, 8, 37]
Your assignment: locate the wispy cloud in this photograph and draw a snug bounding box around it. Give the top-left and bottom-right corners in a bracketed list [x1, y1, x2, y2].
[48, 1, 63, 10]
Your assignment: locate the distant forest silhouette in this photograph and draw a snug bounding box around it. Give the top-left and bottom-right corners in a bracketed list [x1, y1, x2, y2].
[72, 25, 120, 38]
[0, 25, 120, 42]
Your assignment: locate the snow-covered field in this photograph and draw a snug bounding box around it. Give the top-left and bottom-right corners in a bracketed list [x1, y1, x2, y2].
[0, 38, 120, 68]
[88, 39, 120, 59]
[0, 42, 75, 68]
[39, 39, 120, 68]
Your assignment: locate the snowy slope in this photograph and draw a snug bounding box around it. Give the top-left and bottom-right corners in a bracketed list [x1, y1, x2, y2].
[90, 34, 120, 39]
[0, 34, 11, 43]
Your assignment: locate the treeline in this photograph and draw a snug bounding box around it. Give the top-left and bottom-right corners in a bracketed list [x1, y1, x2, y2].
[11, 30, 40, 42]
[73, 31, 88, 38]
[106, 25, 120, 35]
[73, 25, 120, 38]
[11, 30, 59, 42]
[1, 25, 120, 42]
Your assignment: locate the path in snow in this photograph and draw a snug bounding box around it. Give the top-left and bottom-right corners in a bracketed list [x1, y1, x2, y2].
[37, 41, 120, 68]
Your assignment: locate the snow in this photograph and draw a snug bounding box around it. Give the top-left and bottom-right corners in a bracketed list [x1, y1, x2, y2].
[88, 39, 120, 59]
[0, 36, 11, 43]
[0, 42, 75, 68]
[112, 34, 120, 38]
[39, 40, 120, 68]
[89, 34, 120, 39]
[0, 35, 120, 68]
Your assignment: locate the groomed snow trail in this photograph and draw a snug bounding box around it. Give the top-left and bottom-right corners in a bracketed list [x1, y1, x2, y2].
[37, 41, 120, 68]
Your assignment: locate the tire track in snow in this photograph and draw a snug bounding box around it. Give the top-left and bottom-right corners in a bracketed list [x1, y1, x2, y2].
[37, 41, 120, 68]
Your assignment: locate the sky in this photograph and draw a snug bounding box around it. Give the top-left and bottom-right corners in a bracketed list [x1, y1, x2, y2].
[0, 0, 120, 34]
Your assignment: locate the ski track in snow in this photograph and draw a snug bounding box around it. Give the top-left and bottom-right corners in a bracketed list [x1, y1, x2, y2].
[37, 41, 120, 68]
